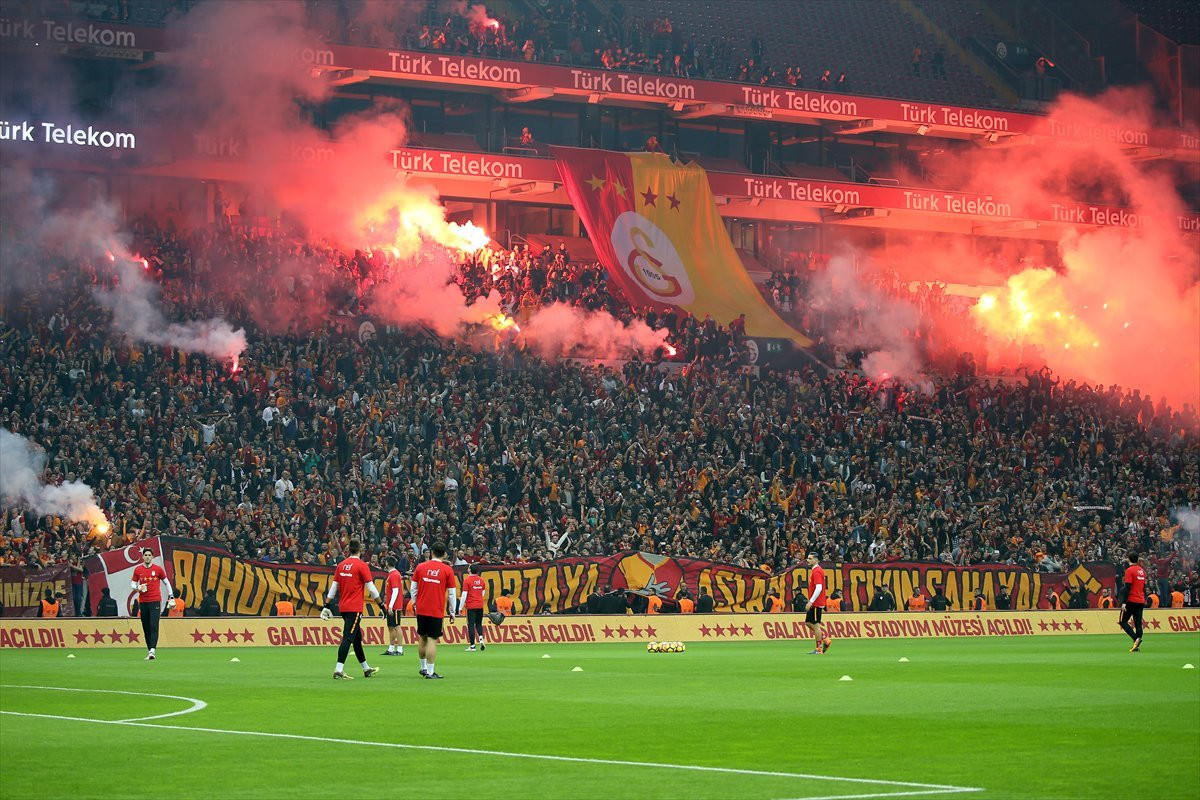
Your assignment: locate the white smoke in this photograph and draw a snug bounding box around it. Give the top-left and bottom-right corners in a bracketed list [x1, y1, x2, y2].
[96, 255, 247, 361]
[0, 428, 108, 529]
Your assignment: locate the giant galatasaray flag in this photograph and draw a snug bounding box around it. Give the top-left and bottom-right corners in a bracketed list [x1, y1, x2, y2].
[553, 146, 809, 344]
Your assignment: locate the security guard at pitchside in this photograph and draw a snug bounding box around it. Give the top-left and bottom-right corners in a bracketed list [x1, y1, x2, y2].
[272, 594, 296, 616]
[38, 589, 61, 617]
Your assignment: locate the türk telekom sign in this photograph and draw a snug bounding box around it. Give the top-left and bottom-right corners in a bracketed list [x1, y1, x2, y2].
[4, 13, 1195, 154]
[381, 145, 1200, 233]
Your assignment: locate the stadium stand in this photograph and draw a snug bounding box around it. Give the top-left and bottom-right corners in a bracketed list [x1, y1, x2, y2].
[0, 1, 1196, 614]
[1, 220, 1196, 609]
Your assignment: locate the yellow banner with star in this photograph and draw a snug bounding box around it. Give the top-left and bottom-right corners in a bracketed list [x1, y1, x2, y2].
[553, 147, 810, 344]
[3, 610, 1196, 649]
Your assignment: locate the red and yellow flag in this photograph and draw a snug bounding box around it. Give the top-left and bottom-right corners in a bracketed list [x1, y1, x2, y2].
[553, 146, 809, 345]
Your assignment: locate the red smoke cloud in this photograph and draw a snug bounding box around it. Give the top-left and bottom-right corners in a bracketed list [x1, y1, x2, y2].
[855, 89, 1199, 410]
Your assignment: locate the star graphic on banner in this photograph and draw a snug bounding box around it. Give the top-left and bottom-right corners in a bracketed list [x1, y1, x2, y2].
[126, 631, 141, 643]
[1049, 620, 1061, 631]
[667, 193, 681, 210]
[741, 624, 754, 636]
[241, 629, 255, 642]
[191, 630, 206, 643]
[1038, 620, 1049, 631]
[1147, 618, 1162, 629]
[74, 631, 89, 644]
[630, 625, 644, 638]
[1073, 620, 1084, 631]
[713, 624, 725, 637]
[616, 625, 629, 638]
[108, 630, 123, 643]
[91, 631, 106, 644]
[641, 187, 658, 206]
[698, 624, 712, 637]
[208, 629, 222, 642]
[586, 174, 606, 192]
[602, 625, 615, 638]
[727, 625, 740, 637]
[612, 180, 627, 198]
[223, 630, 239, 642]
[645, 626, 657, 638]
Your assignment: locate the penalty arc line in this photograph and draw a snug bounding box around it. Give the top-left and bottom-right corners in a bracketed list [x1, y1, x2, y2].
[0, 707, 982, 799]
[0, 684, 207, 722]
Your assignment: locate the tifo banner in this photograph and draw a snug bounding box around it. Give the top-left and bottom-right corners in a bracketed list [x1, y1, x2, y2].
[84, 536, 169, 617]
[0, 564, 72, 618]
[1, 610, 1196, 649]
[477, 553, 1118, 614]
[553, 146, 810, 344]
[86, 540, 1118, 616]
[162, 537, 385, 617]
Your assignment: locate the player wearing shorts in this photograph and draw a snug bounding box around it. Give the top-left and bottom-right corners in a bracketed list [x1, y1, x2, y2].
[459, 563, 487, 651]
[321, 539, 383, 679]
[1118, 551, 1147, 652]
[805, 552, 831, 654]
[411, 541, 458, 679]
[382, 560, 405, 656]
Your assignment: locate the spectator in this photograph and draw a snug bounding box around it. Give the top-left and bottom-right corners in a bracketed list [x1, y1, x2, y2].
[198, 590, 223, 617]
[96, 587, 119, 617]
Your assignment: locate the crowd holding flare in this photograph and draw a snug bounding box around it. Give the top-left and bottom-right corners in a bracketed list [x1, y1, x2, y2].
[0, 428, 110, 537]
[487, 313, 521, 333]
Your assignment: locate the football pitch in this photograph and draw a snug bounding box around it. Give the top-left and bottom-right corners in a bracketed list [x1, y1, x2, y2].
[2, 635, 1197, 799]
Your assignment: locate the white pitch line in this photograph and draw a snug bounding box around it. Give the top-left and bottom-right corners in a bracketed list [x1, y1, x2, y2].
[0, 702, 982, 799]
[788, 791, 982, 800]
[0, 684, 207, 722]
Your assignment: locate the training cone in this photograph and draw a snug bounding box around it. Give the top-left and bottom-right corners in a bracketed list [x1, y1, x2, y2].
[898, 657, 909, 662]
[541, 654, 551, 659]
[838, 675, 853, 681]
[1185, 664, 1195, 669]
[571, 666, 583, 672]
[67, 654, 76, 659]
[230, 657, 240, 662]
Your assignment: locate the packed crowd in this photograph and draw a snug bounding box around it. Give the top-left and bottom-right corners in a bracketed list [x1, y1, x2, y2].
[760, 263, 996, 375]
[2, 221, 1198, 614]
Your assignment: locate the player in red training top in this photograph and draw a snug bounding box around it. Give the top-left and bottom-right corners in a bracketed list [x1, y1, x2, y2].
[410, 541, 458, 679]
[381, 558, 406, 657]
[1118, 551, 1147, 652]
[321, 539, 383, 679]
[458, 563, 488, 651]
[131, 547, 175, 661]
[805, 552, 831, 654]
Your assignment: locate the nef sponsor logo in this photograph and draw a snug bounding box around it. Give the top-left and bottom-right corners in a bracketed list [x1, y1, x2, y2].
[609, 212, 695, 306]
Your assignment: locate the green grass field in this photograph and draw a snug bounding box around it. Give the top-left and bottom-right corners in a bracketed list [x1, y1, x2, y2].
[2, 635, 1198, 799]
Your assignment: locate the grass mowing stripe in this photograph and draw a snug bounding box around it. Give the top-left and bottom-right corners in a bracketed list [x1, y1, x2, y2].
[0, 708, 983, 797]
